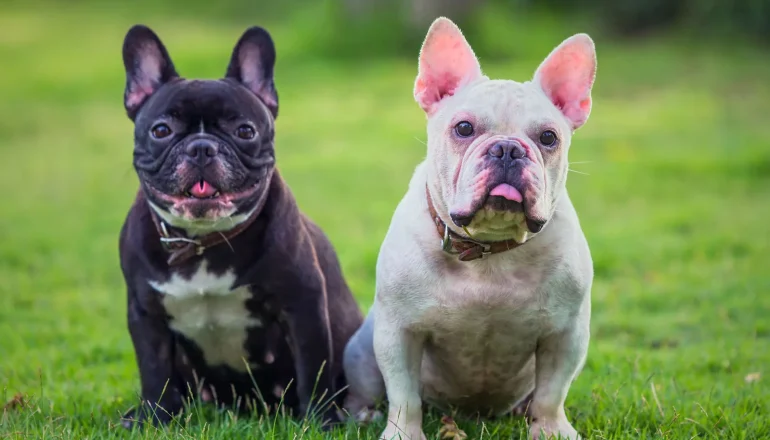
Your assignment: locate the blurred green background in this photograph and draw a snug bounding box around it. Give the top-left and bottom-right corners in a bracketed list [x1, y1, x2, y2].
[1, 0, 769, 438]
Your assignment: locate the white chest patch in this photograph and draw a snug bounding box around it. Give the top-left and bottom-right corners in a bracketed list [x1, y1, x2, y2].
[149, 262, 262, 372]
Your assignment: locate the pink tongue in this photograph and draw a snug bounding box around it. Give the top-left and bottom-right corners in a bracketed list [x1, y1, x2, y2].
[489, 184, 523, 202]
[190, 180, 217, 198]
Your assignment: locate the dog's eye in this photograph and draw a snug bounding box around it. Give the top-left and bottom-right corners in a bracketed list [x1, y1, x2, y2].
[151, 124, 172, 139]
[455, 121, 474, 137]
[236, 125, 256, 140]
[539, 130, 557, 147]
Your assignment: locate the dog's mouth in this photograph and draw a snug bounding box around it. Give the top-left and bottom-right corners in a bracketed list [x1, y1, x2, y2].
[451, 183, 525, 224]
[450, 183, 546, 234]
[486, 184, 525, 212]
[143, 180, 262, 206]
[187, 180, 220, 199]
[489, 183, 522, 203]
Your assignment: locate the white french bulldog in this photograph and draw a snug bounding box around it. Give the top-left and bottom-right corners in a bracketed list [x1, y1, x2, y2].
[342, 17, 597, 440]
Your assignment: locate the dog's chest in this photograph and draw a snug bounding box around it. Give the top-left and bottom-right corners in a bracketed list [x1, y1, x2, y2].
[417, 253, 577, 336]
[416, 268, 543, 361]
[421, 263, 544, 326]
[415, 273, 546, 411]
[149, 262, 262, 372]
[422, 283, 544, 363]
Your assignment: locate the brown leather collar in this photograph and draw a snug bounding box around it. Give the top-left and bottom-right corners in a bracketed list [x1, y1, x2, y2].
[148, 188, 268, 266]
[149, 208, 259, 266]
[426, 185, 523, 262]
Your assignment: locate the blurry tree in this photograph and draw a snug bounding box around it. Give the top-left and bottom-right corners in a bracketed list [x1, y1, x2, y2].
[342, 0, 485, 29]
[53, 0, 770, 50]
[531, 0, 770, 42]
[405, 0, 486, 28]
[301, 0, 488, 59]
[332, 0, 770, 58]
[272, 0, 770, 60]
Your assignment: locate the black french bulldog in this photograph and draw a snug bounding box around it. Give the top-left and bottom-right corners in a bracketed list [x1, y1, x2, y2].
[118, 25, 363, 429]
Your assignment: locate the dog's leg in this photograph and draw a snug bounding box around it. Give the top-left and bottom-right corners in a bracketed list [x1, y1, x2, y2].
[122, 287, 183, 428]
[281, 278, 339, 427]
[528, 302, 590, 440]
[343, 308, 385, 422]
[374, 307, 426, 440]
[510, 390, 535, 418]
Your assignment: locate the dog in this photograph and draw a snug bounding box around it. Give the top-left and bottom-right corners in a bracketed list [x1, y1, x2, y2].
[342, 17, 597, 440]
[118, 25, 363, 429]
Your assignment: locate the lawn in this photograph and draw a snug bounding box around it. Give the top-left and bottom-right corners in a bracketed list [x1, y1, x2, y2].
[1, 2, 770, 439]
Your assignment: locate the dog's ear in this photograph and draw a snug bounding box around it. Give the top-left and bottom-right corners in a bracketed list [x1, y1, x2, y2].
[414, 17, 483, 116]
[122, 25, 178, 120]
[226, 27, 278, 118]
[533, 34, 597, 130]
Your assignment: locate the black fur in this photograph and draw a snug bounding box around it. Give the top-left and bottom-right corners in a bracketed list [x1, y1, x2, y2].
[118, 25, 362, 429]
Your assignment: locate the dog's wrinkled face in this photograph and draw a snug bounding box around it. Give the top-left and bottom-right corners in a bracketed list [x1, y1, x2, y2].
[415, 19, 596, 243]
[122, 25, 279, 235]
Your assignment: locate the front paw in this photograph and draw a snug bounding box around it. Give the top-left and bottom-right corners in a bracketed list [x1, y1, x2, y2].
[350, 407, 384, 424]
[343, 393, 384, 425]
[315, 406, 343, 432]
[529, 417, 580, 440]
[121, 400, 182, 429]
[380, 424, 427, 440]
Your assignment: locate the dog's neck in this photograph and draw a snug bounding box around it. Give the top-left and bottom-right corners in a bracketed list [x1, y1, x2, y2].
[148, 206, 261, 266]
[147, 200, 260, 237]
[144, 179, 271, 266]
[425, 185, 526, 261]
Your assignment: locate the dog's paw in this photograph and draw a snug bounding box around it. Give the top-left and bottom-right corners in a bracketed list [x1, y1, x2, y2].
[528, 418, 580, 440]
[315, 406, 344, 432]
[354, 407, 384, 424]
[121, 408, 141, 430]
[120, 401, 180, 429]
[342, 393, 384, 425]
[338, 405, 383, 425]
[511, 391, 534, 418]
[379, 424, 427, 440]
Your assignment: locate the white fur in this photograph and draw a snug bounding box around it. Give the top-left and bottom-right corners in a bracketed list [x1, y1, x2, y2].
[343, 18, 596, 440]
[149, 261, 262, 372]
[345, 167, 592, 440]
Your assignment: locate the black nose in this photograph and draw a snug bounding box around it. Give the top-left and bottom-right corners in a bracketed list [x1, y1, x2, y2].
[185, 139, 218, 165]
[488, 140, 526, 162]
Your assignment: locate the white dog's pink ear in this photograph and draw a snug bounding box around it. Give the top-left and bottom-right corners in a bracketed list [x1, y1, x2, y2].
[534, 34, 596, 130]
[414, 17, 483, 115]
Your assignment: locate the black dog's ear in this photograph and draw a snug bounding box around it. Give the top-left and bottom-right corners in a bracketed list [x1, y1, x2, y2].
[225, 27, 278, 117]
[122, 25, 178, 120]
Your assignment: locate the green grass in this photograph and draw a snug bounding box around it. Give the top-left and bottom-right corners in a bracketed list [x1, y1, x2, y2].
[1, 2, 770, 439]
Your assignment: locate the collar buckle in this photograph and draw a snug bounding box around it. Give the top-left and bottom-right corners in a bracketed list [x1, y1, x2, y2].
[441, 224, 458, 254]
[156, 219, 202, 250]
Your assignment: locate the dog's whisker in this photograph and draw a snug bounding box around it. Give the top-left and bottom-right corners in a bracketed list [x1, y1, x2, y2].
[567, 168, 590, 176]
[217, 231, 235, 253]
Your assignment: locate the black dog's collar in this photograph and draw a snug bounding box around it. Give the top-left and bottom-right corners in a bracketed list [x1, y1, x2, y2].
[148, 188, 268, 266]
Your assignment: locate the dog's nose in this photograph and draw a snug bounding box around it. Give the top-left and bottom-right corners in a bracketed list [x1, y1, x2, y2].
[185, 139, 218, 164]
[488, 140, 526, 161]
